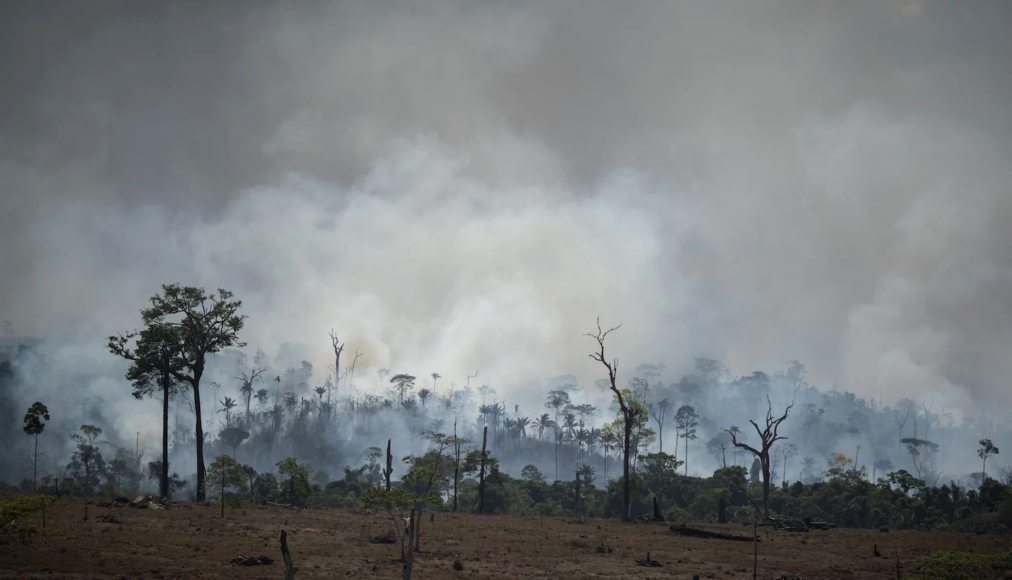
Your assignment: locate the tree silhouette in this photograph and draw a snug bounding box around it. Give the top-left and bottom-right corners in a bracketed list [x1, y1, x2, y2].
[22, 401, 50, 491]
[901, 437, 939, 481]
[70, 424, 103, 520]
[675, 405, 699, 476]
[109, 322, 185, 499]
[978, 438, 999, 484]
[236, 363, 267, 426]
[390, 374, 416, 403]
[533, 413, 553, 441]
[647, 398, 670, 453]
[218, 396, 238, 428]
[207, 454, 244, 518]
[138, 284, 246, 501]
[586, 317, 640, 522]
[724, 396, 793, 517]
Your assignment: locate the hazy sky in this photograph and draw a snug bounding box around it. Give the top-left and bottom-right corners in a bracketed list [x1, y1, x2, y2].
[1, 1, 1010, 414]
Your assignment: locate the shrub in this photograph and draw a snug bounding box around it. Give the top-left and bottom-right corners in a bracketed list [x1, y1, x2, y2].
[0, 495, 49, 544]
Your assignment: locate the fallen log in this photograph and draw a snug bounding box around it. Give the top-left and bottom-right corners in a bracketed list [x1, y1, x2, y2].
[231, 555, 274, 566]
[807, 520, 835, 530]
[669, 525, 758, 542]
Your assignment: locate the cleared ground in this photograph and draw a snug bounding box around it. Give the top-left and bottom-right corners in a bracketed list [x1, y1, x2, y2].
[3, 499, 1011, 579]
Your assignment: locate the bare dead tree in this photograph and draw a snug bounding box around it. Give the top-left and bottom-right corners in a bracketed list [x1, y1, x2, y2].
[466, 369, 479, 390]
[344, 346, 363, 395]
[329, 330, 345, 401]
[586, 317, 637, 522]
[649, 398, 670, 453]
[236, 364, 267, 426]
[724, 395, 793, 517]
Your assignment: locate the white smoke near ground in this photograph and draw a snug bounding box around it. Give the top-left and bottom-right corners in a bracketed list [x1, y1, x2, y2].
[1, 0, 1011, 456]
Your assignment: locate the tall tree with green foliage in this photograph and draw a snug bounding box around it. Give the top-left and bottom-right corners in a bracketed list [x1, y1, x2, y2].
[675, 405, 699, 475]
[135, 284, 246, 501]
[22, 402, 50, 491]
[545, 390, 571, 480]
[22, 400, 49, 489]
[109, 322, 185, 499]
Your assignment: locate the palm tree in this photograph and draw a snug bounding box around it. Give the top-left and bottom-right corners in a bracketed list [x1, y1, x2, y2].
[236, 365, 267, 427]
[533, 413, 553, 440]
[515, 416, 530, 439]
[418, 388, 432, 408]
[599, 426, 619, 483]
[586, 427, 601, 457]
[562, 411, 577, 441]
[218, 396, 237, 428]
[478, 403, 493, 427]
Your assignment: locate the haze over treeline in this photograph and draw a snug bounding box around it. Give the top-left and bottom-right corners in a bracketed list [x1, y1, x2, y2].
[1, 1, 1011, 487]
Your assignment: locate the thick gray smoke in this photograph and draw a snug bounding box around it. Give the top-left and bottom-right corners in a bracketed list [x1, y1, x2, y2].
[2, 0, 1011, 436]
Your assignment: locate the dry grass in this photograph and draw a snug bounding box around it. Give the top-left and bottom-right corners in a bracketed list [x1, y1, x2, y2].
[3, 498, 1012, 579]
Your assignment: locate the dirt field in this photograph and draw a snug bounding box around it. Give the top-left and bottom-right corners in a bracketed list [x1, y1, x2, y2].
[3, 499, 1011, 579]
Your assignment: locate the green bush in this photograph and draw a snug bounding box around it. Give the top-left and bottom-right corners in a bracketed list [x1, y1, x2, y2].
[0, 494, 49, 544]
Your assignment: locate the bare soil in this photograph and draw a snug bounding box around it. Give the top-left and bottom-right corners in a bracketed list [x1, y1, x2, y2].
[3, 499, 1011, 579]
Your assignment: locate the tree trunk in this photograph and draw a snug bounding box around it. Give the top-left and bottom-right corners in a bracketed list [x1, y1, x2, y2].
[478, 426, 488, 514]
[413, 506, 423, 553]
[281, 529, 297, 580]
[33, 434, 39, 492]
[161, 371, 170, 499]
[84, 461, 90, 521]
[403, 509, 417, 580]
[574, 469, 581, 516]
[554, 431, 559, 481]
[622, 414, 632, 522]
[760, 455, 771, 517]
[193, 365, 206, 502]
[220, 473, 225, 518]
[684, 435, 689, 476]
[453, 421, 460, 512]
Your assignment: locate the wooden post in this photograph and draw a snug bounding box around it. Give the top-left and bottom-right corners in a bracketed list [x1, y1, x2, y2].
[385, 439, 393, 491]
[281, 530, 297, 580]
[478, 426, 488, 514]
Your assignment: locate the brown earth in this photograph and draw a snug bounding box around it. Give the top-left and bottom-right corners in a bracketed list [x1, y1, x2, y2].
[3, 499, 1011, 579]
